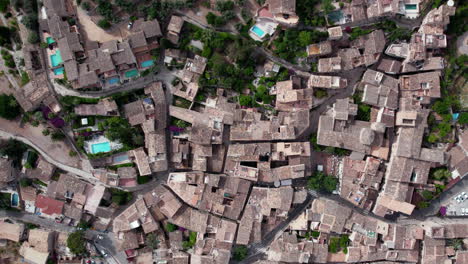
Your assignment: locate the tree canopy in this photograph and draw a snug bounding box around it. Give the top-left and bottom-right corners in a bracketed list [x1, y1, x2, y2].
[307, 171, 338, 193]
[0, 94, 20, 120]
[67, 231, 87, 255]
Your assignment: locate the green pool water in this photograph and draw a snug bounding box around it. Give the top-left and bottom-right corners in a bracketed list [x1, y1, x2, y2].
[46, 37, 55, 45]
[50, 50, 63, 67]
[405, 4, 417, 10]
[125, 69, 139, 78]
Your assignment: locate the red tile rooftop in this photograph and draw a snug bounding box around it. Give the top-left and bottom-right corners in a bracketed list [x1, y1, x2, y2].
[258, 7, 273, 18]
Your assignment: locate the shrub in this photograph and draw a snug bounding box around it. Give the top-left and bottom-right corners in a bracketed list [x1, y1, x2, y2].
[42, 129, 50, 136]
[232, 245, 248, 261]
[314, 89, 328, 98]
[69, 150, 77, 157]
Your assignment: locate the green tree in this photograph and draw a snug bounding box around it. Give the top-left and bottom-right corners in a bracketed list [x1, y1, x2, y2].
[0, 0, 9, 13]
[67, 231, 87, 255]
[232, 245, 248, 261]
[21, 14, 38, 30]
[458, 112, 468, 125]
[146, 233, 159, 249]
[182, 231, 197, 250]
[421, 190, 434, 200]
[81, 1, 90, 11]
[239, 95, 252, 107]
[27, 31, 39, 44]
[431, 168, 450, 181]
[0, 139, 28, 165]
[165, 223, 177, 232]
[417, 201, 430, 209]
[321, 0, 335, 13]
[20, 178, 32, 187]
[298, 31, 312, 47]
[307, 171, 338, 193]
[69, 150, 77, 157]
[0, 94, 20, 120]
[97, 19, 111, 29]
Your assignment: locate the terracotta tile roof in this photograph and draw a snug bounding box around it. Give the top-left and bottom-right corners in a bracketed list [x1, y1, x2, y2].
[35, 195, 64, 216]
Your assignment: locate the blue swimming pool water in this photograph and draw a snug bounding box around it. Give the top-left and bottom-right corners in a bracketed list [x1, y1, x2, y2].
[108, 77, 120, 85]
[53, 67, 64, 75]
[141, 60, 154, 68]
[405, 4, 417, 10]
[11, 193, 19, 207]
[251, 26, 265, 38]
[50, 50, 63, 67]
[91, 142, 111, 154]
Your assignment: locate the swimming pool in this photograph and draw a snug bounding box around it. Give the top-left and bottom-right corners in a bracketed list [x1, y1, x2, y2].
[251, 25, 266, 38]
[46, 37, 55, 45]
[50, 50, 63, 67]
[108, 77, 120, 85]
[141, 60, 154, 68]
[328, 10, 344, 23]
[11, 193, 19, 207]
[53, 67, 64, 75]
[125, 69, 139, 78]
[405, 4, 417, 9]
[91, 142, 111, 154]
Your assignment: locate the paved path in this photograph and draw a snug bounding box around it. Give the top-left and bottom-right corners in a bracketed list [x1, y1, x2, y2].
[52, 68, 175, 99]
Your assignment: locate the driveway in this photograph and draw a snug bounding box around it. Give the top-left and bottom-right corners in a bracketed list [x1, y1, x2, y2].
[0, 118, 81, 168]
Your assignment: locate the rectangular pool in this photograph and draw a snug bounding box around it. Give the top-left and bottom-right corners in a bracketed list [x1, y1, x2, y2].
[53, 67, 64, 75]
[251, 25, 266, 38]
[50, 50, 63, 67]
[405, 4, 417, 10]
[11, 193, 19, 207]
[125, 69, 139, 78]
[91, 142, 111, 154]
[141, 60, 154, 68]
[108, 77, 120, 85]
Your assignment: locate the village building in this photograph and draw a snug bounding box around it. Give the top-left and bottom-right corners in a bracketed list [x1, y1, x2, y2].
[316, 98, 390, 159]
[360, 69, 399, 110]
[306, 41, 332, 57]
[327, 26, 343, 40]
[230, 109, 310, 141]
[260, 0, 299, 26]
[167, 172, 251, 220]
[236, 187, 296, 245]
[272, 77, 314, 111]
[74, 98, 119, 116]
[0, 158, 15, 189]
[167, 16, 184, 44]
[308, 75, 348, 89]
[448, 130, 468, 179]
[224, 142, 311, 182]
[318, 57, 342, 73]
[0, 221, 25, 242]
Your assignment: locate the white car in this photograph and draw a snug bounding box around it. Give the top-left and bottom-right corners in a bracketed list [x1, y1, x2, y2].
[127, 22, 133, 29]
